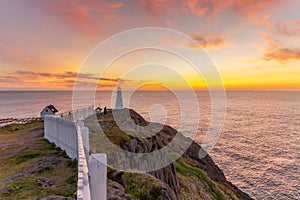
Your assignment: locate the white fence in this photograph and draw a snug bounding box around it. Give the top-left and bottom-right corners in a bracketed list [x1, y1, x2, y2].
[77, 122, 91, 200]
[44, 116, 78, 158]
[44, 105, 107, 200]
[60, 105, 95, 122]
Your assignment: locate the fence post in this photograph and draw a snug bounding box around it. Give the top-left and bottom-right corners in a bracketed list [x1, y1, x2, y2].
[88, 154, 107, 200]
[81, 127, 89, 160]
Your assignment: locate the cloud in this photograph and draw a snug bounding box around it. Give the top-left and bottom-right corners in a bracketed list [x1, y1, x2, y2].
[259, 33, 300, 63]
[47, 0, 124, 36]
[255, 16, 300, 64]
[259, 15, 300, 36]
[190, 35, 226, 49]
[0, 70, 134, 88]
[0, 70, 148, 89]
[140, 0, 176, 14]
[232, 0, 279, 21]
[263, 48, 300, 63]
[0, 44, 21, 58]
[271, 20, 300, 36]
[47, 0, 97, 36]
[83, 0, 124, 19]
[13, 70, 120, 82]
[108, 2, 124, 9]
[182, 0, 211, 17]
[141, 0, 284, 24]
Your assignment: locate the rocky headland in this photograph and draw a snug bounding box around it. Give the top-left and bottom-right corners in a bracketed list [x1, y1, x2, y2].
[0, 108, 254, 199]
[86, 109, 253, 200]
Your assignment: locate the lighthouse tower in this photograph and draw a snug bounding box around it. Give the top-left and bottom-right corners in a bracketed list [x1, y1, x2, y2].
[115, 86, 123, 109]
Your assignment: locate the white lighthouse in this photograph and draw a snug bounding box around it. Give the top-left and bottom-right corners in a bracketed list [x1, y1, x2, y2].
[115, 86, 123, 109]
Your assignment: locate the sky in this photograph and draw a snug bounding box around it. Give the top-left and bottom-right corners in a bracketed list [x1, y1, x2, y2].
[0, 0, 299, 90]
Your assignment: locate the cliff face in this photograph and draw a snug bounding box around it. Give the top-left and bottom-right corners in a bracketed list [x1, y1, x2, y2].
[87, 109, 253, 200]
[120, 135, 180, 200]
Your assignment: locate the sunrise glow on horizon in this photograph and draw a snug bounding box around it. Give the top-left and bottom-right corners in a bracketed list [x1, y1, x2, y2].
[0, 0, 300, 90]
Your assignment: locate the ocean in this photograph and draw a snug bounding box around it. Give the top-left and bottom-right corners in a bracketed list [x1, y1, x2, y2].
[0, 90, 299, 199]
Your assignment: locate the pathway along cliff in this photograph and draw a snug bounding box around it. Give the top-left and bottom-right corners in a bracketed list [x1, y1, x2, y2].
[86, 108, 253, 200]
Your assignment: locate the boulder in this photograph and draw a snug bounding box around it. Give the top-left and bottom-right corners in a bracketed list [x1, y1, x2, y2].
[107, 179, 131, 200]
[37, 178, 54, 188]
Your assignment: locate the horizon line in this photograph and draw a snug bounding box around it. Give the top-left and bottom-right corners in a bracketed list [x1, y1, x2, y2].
[1, 88, 300, 92]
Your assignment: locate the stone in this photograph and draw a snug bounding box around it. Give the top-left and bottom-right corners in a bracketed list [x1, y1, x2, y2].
[36, 196, 74, 200]
[2, 154, 67, 183]
[128, 139, 137, 152]
[0, 185, 14, 193]
[37, 178, 54, 187]
[107, 179, 131, 200]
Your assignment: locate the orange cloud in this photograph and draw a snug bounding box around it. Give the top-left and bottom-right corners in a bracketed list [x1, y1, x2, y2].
[47, 0, 124, 36]
[190, 36, 226, 49]
[0, 44, 21, 58]
[180, 0, 284, 23]
[259, 33, 300, 63]
[0, 70, 132, 89]
[260, 16, 300, 36]
[139, 0, 283, 18]
[263, 48, 300, 63]
[232, 0, 277, 20]
[83, 0, 124, 20]
[182, 0, 208, 16]
[62, 1, 88, 23]
[48, 1, 97, 36]
[272, 20, 300, 36]
[257, 17, 300, 63]
[140, 0, 176, 14]
[107, 2, 124, 9]
[11, 70, 121, 82]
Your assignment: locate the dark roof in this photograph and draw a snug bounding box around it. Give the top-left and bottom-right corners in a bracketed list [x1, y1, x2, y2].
[95, 107, 102, 111]
[47, 104, 58, 113]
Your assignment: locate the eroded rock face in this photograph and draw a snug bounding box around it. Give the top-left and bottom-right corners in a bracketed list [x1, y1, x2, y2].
[102, 109, 252, 200]
[119, 137, 180, 200]
[107, 179, 131, 200]
[149, 165, 180, 200]
[183, 141, 226, 182]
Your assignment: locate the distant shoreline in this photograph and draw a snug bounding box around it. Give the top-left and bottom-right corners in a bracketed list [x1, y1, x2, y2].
[0, 117, 41, 127]
[0, 89, 300, 92]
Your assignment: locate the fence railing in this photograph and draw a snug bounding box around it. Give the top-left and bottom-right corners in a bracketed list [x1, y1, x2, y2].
[77, 122, 91, 200]
[60, 105, 95, 122]
[44, 105, 106, 200]
[44, 115, 78, 158]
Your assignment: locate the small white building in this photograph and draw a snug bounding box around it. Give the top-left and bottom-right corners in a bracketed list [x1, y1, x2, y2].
[95, 107, 102, 115]
[40, 104, 59, 119]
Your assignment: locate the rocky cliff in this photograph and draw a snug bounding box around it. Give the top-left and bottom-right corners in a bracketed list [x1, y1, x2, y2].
[86, 109, 253, 200]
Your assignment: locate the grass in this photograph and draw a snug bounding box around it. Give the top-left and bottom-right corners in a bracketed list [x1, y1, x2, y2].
[5, 151, 43, 165]
[86, 113, 131, 153]
[0, 121, 77, 199]
[122, 173, 163, 200]
[0, 120, 42, 135]
[1, 165, 77, 199]
[174, 158, 226, 200]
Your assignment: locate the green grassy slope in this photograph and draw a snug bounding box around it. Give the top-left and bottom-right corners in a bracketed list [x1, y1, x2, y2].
[0, 122, 77, 200]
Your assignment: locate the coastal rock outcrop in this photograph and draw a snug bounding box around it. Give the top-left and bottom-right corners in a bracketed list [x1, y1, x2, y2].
[88, 108, 253, 200]
[107, 179, 131, 200]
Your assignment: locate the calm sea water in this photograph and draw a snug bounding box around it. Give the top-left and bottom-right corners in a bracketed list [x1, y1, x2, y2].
[0, 90, 299, 199]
